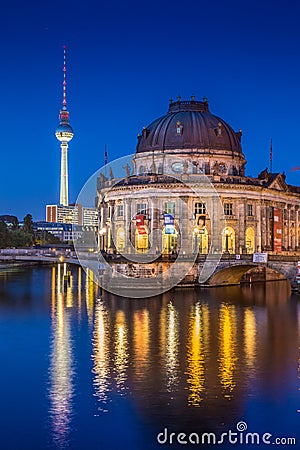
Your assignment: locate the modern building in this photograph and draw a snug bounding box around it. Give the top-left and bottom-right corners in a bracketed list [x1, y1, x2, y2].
[46, 204, 98, 227]
[34, 222, 83, 242]
[96, 97, 300, 256]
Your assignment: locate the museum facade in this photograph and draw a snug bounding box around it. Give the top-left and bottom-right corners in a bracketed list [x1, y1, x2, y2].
[96, 97, 300, 256]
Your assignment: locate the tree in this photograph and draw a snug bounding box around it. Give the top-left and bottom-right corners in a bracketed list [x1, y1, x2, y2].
[0, 221, 9, 248]
[23, 214, 34, 246]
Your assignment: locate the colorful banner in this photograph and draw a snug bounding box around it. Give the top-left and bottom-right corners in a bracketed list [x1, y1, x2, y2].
[137, 225, 147, 235]
[165, 224, 175, 235]
[164, 214, 174, 225]
[136, 214, 144, 226]
[164, 214, 175, 234]
[136, 214, 147, 234]
[273, 208, 282, 252]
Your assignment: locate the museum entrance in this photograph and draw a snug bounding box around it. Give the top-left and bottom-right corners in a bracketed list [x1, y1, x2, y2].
[162, 227, 178, 254]
[193, 226, 208, 254]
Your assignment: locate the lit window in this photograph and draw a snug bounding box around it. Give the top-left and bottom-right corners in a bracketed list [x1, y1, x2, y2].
[137, 203, 147, 215]
[165, 202, 175, 215]
[117, 205, 124, 217]
[247, 204, 253, 216]
[194, 202, 206, 215]
[224, 203, 233, 216]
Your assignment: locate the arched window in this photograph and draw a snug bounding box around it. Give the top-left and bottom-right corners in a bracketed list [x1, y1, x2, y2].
[135, 228, 149, 253]
[193, 226, 208, 254]
[162, 227, 178, 254]
[222, 227, 235, 254]
[245, 227, 255, 254]
[116, 227, 125, 251]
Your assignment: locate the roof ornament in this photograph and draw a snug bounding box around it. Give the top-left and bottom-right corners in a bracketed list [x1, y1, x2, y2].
[176, 121, 183, 135]
[177, 95, 181, 102]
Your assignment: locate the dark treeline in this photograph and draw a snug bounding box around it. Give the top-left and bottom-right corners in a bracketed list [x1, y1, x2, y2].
[0, 214, 60, 248]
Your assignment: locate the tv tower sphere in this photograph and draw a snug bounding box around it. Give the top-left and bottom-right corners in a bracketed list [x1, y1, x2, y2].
[55, 122, 74, 142]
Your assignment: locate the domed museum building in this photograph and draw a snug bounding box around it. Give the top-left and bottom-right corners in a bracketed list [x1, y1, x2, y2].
[96, 97, 300, 258]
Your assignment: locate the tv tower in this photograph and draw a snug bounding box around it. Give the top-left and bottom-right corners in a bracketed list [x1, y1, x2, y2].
[55, 46, 74, 206]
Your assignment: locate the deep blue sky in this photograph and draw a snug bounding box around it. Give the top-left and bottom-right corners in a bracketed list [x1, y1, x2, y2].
[1, 0, 300, 220]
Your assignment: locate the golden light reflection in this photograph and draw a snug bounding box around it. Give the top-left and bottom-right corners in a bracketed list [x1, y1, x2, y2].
[218, 303, 237, 396]
[165, 302, 179, 392]
[133, 309, 150, 382]
[92, 300, 110, 412]
[114, 310, 129, 391]
[78, 266, 82, 321]
[85, 268, 95, 325]
[66, 272, 73, 308]
[49, 265, 74, 448]
[244, 308, 256, 370]
[297, 304, 300, 413]
[186, 302, 209, 406]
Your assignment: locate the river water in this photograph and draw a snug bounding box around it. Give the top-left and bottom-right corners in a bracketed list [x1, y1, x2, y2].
[0, 265, 299, 450]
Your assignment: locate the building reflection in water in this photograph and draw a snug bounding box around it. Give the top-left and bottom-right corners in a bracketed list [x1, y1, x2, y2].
[49, 264, 75, 449]
[165, 302, 179, 392]
[92, 300, 111, 413]
[186, 302, 209, 406]
[114, 310, 129, 392]
[218, 303, 237, 397]
[244, 307, 257, 371]
[133, 309, 150, 383]
[85, 268, 95, 326]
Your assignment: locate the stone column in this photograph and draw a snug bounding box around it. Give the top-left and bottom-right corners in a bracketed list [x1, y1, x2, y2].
[256, 203, 262, 252]
[179, 196, 191, 255]
[125, 198, 133, 254]
[149, 196, 160, 254]
[295, 205, 299, 250]
[265, 202, 271, 250]
[109, 200, 116, 252]
[282, 205, 288, 250]
[210, 196, 223, 254]
[287, 204, 291, 250]
[261, 203, 267, 251]
[238, 198, 246, 254]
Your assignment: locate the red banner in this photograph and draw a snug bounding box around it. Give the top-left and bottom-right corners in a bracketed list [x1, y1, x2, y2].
[137, 225, 147, 235]
[136, 214, 144, 226]
[273, 208, 282, 252]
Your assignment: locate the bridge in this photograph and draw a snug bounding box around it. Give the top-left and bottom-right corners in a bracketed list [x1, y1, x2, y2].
[0, 249, 299, 289]
[0, 249, 80, 266]
[201, 255, 298, 288]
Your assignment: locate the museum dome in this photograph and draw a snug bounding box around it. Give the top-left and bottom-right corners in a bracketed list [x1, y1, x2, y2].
[136, 97, 242, 154]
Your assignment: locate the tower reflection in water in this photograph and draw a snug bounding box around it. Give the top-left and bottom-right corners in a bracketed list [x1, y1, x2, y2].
[92, 299, 110, 412]
[49, 264, 75, 449]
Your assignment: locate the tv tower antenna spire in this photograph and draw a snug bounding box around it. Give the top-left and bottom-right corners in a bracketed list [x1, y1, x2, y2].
[55, 45, 74, 207]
